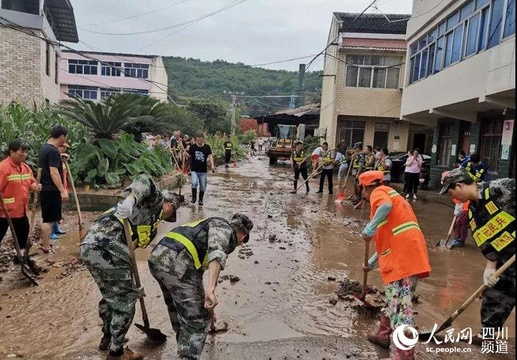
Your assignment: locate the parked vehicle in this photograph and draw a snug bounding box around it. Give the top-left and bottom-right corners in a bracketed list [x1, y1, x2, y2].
[267, 124, 297, 165]
[389, 152, 431, 189]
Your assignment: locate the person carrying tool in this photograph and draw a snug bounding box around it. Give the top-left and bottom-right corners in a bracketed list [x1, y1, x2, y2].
[461, 153, 488, 182]
[223, 135, 233, 168]
[360, 171, 431, 360]
[50, 143, 71, 240]
[440, 168, 515, 344]
[335, 146, 349, 191]
[315, 142, 335, 194]
[80, 175, 182, 360]
[148, 213, 253, 360]
[290, 141, 310, 193]
[0, 140, 42, 272]
[351, 142, 366, 205]
[374, 148, 392, 185]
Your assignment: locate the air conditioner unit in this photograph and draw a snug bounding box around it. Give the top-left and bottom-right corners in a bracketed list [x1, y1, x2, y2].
[315, 128, 327, 137]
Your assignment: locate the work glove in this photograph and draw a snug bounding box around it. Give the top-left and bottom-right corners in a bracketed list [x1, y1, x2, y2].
[483, 267, 500, 287]
[115, 195, 135, 219]
[454, 203, 463, 217]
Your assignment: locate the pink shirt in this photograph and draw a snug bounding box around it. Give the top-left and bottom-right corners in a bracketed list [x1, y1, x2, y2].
[405, 155, 422, 174]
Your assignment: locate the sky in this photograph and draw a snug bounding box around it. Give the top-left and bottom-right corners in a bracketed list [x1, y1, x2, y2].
[71, 0, 413, 71]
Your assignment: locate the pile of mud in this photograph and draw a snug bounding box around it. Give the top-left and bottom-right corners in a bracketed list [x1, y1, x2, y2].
[336, 278, 383, 299]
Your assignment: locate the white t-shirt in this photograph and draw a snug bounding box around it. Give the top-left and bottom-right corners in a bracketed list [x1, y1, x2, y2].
[312, 147, 322, 156]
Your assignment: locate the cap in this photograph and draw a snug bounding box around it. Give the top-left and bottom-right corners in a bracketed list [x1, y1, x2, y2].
[440, 171, 450, 185]
[358, 171, 384, 187]
[230, 213, 254, 243]
[353, 142, 363, 149]
[161, 190, 183, 222]
[439, 167, 471, 195]
[62, 142, 70, 148]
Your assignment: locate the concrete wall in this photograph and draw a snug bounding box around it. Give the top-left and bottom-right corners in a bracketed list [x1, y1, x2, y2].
[150, 56, 168, 102]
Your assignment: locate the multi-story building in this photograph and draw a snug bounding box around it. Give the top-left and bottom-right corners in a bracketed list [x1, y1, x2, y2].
[0, 0, 78, 106]
[319, 13, 433, 153]
[401, 0, 515, 184]
[59, 51, 168, 102]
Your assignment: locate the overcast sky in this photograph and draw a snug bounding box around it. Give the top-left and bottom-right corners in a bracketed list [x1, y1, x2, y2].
[71, 0, 413, 71]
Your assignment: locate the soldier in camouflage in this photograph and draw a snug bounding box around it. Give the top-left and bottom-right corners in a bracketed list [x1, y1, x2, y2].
[80, 175, 183, 360]
[148, 213, 254, 359]
[440, 168, 515, 344]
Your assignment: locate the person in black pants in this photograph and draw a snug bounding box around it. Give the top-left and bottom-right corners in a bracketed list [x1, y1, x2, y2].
[404, 149, 423, 200]
[290, 141, 309, 193]
[316, 142, 335, 194]
[223, 135, 233, 168]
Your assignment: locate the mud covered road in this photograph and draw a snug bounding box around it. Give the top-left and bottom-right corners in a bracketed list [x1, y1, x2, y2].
[0, 156, 514, 359]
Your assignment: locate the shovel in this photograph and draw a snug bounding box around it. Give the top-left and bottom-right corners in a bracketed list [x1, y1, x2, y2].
[122, 219, 167, 343]
[289, 163, 323, 194]
[335, 165, 352, 203]
[0, 192, 39, 286]
[419, 254, 515, 341]
[352, 238, 375, 307]
[65, 160, 84, 240]
[435, 215, 456, 247]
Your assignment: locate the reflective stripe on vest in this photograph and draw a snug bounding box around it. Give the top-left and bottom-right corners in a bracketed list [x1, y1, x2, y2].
[392, 221, 420, 236]
[468, 186, 515, 254]
[322, 150, 332, 165]
[7, 174, 32, 181]
[2, 197, 15, 204]
[364, 155, 375, 170]
[224, 142, 233, 150]
[465, 162, 485, 182]
[101, 208, 160, 248]
[293, 150, 305, 162]
[166, 231, 208, 269]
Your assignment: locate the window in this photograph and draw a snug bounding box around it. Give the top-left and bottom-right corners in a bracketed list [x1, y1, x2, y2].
[339, 120, 365, 147]
[408, 0, 514, 84]
[437, 123, 453, 167]
[488, 0, 505, 49]
[345, 55, 401, 88]
[122, 88, 149, 96]
[374, 122, 389, 148]
[55, 54, 59, 84]
[480, 119, 503, 173]
[100, 88, 121, 99]
[124, 63, 149, 78]
[503, 0, 516, 37]
[46, 42, 50, 76]
[68, 59, 98, 75]
[101, 62, 122, 76]
[68, 85, 98, 100]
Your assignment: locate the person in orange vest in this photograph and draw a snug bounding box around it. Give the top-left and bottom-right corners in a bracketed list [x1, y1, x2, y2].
[0, 140, 42, 270]
[359, 171, 431, 360]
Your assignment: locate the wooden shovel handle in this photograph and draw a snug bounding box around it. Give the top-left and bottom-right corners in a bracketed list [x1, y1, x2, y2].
[66, 161, 84, 239]
[362, 238, 370, 299]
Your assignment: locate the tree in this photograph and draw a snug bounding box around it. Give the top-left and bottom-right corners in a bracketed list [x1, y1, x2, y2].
[186, 98, 230, 134]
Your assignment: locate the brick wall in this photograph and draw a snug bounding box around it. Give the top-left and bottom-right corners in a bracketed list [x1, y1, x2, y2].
[39, 37, 61, 104]
[0, 27, 59, 107]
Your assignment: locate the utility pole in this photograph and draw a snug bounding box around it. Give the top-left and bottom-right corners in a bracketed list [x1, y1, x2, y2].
[297, 63, 306, 108]
[231, 94, 237, 136]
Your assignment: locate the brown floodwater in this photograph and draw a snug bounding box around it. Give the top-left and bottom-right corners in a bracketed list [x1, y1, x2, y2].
[0, 155, 514, 359]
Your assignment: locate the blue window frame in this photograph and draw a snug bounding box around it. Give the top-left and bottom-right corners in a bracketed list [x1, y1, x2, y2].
[68, 85, 98, 99]
[503, 0, 516, 37]
[101, 62, 122, 77]
[68, 59, 98, 75]
[124, 63, 149, 78]
[408, 0, 515, 85]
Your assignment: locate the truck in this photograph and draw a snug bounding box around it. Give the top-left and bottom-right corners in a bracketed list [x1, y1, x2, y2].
[266, 124, 297, 165]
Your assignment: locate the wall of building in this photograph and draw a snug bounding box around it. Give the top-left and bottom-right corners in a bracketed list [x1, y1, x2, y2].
[0, 26, 42, 106]
[40, 39, 61, 104]
[150, 56, 168, 102]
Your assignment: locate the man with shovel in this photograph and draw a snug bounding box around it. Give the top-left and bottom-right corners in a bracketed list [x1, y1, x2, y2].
[148, 213, 253, 360]
[440, 168, 515, 345]
[360, 171, 431, 360]
[80, 175, 183, 360]
[290, 141, 310, 193]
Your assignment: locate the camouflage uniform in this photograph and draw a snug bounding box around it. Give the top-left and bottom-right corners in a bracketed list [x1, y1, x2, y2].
[441, 170, 515, 334]
[80, 175, 178, 354]
[148, 214, 253, 360]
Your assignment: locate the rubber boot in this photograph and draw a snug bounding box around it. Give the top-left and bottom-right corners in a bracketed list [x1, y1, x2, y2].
[294, 180, 298, 190]
[50, 231, 60, 240]
[99, 335, 111, 351]
[191, 188, 197, 204]
[198, 191, 205, 206]
[306, 183, 310, 193]
[367, 315, 392, 349]
[106, 347, 142, 360]
[53, 221, 66, 234]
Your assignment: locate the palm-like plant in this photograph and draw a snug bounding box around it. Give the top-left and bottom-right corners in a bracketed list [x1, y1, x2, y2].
[57, 94, 172, 139]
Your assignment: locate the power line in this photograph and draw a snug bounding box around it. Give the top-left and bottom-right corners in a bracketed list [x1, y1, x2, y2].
[80, 0, 193, 27]
[77, 0, 248, 36]
[249, 54, 320, 67]
[373, 0, 446, 23]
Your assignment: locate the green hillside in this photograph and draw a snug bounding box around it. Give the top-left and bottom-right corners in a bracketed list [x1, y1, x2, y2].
[162, 57, 322, 116]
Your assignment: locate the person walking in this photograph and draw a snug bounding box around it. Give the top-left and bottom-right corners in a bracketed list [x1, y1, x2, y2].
[0, 140, 42, 271]
[223, 135, 233, 168]
[80, 175, 182, 360]
[258, 137, 264, 153]
[148, 213, 253, 360]
[360, 171, 431, 360]
[316, 142, 334, 194]
[335, 147, 349, 191]
[290, 141, 309, 193]
[38, 125, 69, 253]
[404, 149, 422, 200]
[187, 132, 215, 206]
[440, 168, 515, 344]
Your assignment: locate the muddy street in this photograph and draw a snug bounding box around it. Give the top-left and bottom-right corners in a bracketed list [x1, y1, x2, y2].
[0, 156, 514, 360]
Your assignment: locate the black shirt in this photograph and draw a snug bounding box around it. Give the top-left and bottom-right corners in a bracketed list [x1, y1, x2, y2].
[188, 143, 212, 173]
[170, 137, 178, 149]
[39, 143, 63, 192]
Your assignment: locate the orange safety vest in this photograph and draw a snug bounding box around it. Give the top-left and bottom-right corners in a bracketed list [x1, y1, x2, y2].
[453, 198, 469, 211]
[369, 186, 431, 284]
[0, 157, 35, 218]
